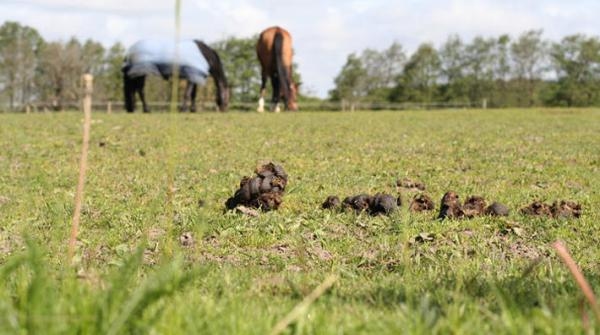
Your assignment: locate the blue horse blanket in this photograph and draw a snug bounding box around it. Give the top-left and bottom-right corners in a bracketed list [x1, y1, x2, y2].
[124, 39, 210, 85]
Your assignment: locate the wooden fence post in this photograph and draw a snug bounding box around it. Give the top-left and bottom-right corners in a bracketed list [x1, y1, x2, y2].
[68, 74, 93, 263]
[107, 101, 112, 114]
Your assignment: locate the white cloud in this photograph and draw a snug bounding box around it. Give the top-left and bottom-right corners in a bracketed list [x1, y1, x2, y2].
[5, 0, 172, 13]
[105, 16, 131, 40]
[188, 1, 269, 38]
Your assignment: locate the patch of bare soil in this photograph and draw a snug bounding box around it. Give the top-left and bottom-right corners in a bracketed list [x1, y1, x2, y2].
[179, 232, 194, 247]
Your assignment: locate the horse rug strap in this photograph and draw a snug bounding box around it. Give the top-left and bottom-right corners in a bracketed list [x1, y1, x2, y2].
[125, 39, 210, 85]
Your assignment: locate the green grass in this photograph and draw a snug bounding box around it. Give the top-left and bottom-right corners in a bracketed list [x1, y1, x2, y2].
[0, 108, 599, 334]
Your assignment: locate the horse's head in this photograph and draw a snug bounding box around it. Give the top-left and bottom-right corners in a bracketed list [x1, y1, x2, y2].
[287, 82, 298, 111]
[216, 85, 229, 112]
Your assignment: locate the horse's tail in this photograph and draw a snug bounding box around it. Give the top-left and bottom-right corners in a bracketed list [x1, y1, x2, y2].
[273, 31, 290, 104]
[122, 64, 135, 112]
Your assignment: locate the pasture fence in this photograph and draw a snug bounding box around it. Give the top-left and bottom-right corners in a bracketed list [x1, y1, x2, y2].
[4, 99, 485, 113]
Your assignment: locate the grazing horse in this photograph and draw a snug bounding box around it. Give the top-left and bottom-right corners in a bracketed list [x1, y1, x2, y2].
[122, 39, 229, 112]
[256, 26, 298, 112]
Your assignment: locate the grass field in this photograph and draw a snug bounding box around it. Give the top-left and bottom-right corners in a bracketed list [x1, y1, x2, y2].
[1, 108, 599, 334]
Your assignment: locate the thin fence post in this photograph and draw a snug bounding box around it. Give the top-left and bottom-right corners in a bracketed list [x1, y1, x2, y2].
[107, 101, 112, 114]
[68, 73, 93, 264]
[482, 99, 488, 109]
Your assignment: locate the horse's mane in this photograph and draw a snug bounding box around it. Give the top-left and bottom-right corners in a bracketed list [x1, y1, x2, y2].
[194, 40, 228, 88]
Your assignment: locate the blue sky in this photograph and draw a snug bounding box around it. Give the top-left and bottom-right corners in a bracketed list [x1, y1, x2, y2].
[1, 0, 598, 97]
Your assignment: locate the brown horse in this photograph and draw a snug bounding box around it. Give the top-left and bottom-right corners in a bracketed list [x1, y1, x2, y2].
[256, 26, 298, 112]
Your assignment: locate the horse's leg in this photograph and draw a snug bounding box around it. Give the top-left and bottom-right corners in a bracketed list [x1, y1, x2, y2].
[189, 83, 197, 112]
[137, 76, 150, 113]
[123, 75, 136, 113]
[257, 73, 267, 112]
[270, 73, 281, 112]
[180, 81, 192, 112]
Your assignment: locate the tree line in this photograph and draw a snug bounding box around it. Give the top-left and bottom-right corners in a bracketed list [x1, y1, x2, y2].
[0, 21, 125, 111]
[1, 20, 599, 111]
[330, 30, 600, 108]
[0, 21, 301, 111]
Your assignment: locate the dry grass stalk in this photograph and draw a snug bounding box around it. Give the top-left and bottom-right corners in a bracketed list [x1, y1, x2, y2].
[68, 74, 93, 263]
[269, 275, 337, 335]
[552, 240, 600, 321]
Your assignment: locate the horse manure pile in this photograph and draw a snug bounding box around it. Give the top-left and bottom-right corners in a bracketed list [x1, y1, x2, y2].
[551, 200, 582, 219]
[397, 178, 426, 191]
[438, 191, 510, 220]
[368, 193, 399, 215]
[435, 193, 582, 220]
[322, 193, 399, 216]
[462, 196, 487, 218]
[484, 202, 510, 216]
[225, 162, 288, 212]
[409, 194, 435, 213]
[343, 194, 372, 213]
[394, 176, 581, 220]
[520, 201, 551, 217]
[319, 187, 582, 221]
[438, 191, 464, 220]
[521, 200, 582, 219]
[321, 196, 341, 209]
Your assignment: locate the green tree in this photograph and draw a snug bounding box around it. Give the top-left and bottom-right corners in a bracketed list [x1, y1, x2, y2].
[464, 36, 496, 105]
[329, 53, 367, 110]
[391, 43, 441, 103]
[439, 35, 468, 103]
[36, 37, 85, 110]
[511, 30, 548, 106]
[212, 36, 261, 102]
[99, 42, 125, 102]
[359, 42, 406, 101]
[492, 34, 512, 107]
[0, 21, 44, 110]
[81, 39, 105, 76]
[80, 39, 107, 99]
[550, 34, 600, 106]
